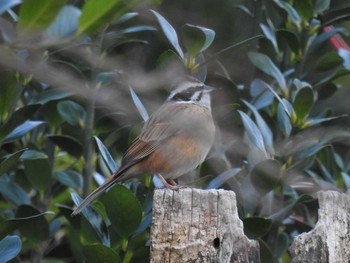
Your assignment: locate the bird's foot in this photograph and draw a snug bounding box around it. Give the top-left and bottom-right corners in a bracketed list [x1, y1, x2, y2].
[161, 182, 179, 190]
[156, 175, 180, 190]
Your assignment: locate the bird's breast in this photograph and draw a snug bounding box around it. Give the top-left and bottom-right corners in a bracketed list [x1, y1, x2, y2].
[142, 135, 210, 179]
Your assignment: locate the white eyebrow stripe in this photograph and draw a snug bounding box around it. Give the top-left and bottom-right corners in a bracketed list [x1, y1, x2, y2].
[167, 85, 204, 101]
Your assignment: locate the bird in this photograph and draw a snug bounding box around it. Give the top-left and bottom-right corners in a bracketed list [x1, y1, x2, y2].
[71, 76, 215, 215]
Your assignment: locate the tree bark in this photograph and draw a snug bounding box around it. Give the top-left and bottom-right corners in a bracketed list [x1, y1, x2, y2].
[150, 188, 260, 263]
[290, 191, 350, 263]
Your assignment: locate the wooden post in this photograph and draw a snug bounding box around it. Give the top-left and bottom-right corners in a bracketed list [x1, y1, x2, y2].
[150, 188, 260, 263]
[290, 191, 350, 263]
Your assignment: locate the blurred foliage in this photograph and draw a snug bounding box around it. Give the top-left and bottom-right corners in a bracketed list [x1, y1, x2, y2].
[0, 0, 350, 262]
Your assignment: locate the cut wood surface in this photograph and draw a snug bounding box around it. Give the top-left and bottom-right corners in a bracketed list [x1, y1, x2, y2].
[150, 188, 260, 263]
[290, 191, 350, 263]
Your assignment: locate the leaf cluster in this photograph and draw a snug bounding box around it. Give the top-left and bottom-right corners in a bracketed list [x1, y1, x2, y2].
[0, 0, 350, 262]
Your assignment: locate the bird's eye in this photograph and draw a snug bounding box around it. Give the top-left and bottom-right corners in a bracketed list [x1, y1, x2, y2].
[171, 85, 203, 102]
[172, 91, 192, 101]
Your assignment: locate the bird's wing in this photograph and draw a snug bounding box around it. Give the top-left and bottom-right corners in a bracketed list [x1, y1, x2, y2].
[122, 122, 176, 165]
[71, 118, 176, 216]
[121, 103, 186, 165]
[125, 102, 192, 161]
[71, 121, 175, 216]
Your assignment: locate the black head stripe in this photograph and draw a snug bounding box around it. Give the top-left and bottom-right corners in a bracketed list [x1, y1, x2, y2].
[196, 90, 203, 101]
[171, 85, 204, 102]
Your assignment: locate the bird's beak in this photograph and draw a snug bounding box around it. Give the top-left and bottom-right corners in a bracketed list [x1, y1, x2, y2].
[204, 85, 216, 93]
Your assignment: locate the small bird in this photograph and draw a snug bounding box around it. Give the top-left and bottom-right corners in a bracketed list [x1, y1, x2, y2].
[71, 76, 215, 215]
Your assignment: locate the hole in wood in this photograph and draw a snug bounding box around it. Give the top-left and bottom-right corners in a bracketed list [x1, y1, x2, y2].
[213, 237, 220, 248]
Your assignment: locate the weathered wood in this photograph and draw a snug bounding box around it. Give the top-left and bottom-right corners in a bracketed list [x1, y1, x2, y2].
[150, 188, 260, 263]
[290, 191, 350, 263]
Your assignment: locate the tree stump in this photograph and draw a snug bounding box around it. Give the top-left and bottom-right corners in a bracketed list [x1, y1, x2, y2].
[290, 191, 350, 263]
[150, 188, 260, 263]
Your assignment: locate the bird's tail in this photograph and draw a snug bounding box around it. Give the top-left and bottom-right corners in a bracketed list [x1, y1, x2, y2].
[71, 172, 121, 216]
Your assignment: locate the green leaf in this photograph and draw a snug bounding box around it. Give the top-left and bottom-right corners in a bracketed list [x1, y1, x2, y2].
[2, 121, 45, 144]
[191, 52, 207, 82]
[0, 235, 21, 263]
[21, 150, 47, 159]
[314, 0, 330, 13]
[243, 217, 272, 239]
[277, 101, 292, 137]
[295, 144, 326, 160]
[293, 79, 311, 90]
[296, 194, 315, 205]
[238, 111, 267, 155]
[133, 213, 152, 236]
[95, 72, 114, 85]
[48, 135, 83, 157]
[260, 23, 278, 54]
[251, 159, 282, 194]
[151, 10, 184, 59]
[321, 129, 350, 147]
[341, 172, 350, 188]
[273, 0, 301, 25]
[71, 193, 110, 246]
[308, 27, 346, 54]
[0, 104, 41, 141]
[262, 82, 292, 116]
[338, 49, 350, 70]
[44, 5, 81, 40]
[129, 87, 149, 122]
[78, 0, 126, 35]
[0, 176, 30, 206]
[80, 217, 103, 244]
[156, 49, 184, 70]
[183, 24, 215, 58]
[253, 89, 274, 110]
[0, 207, 53, 240]
[101, 185, 142, 239]
[30, 89, 73, 104]
[269, 195, 313, 221]
[18, 0, 68, 32]
[0, 149, 26, 176]
[295, 0, 313, 22]
[57, 100, 86, 126]
[250, 79, 274, 109]
[234, 4, 254, 17]
[95, 136, 117, 173]
[0, 0, 21, 15]
[259, 239, 277, 263]
[316, 52, 344, 71]
[333, 150, 344, 170]
[68, 231, 85, 262]
[243, 100, 274, 154]
[276, 29, 300, 53]
[55, 170, 82, 189]
[16, 205, 50, 243]
[308, 114, 347, 127]
[248, 52, 286, 90]
[274, 232, 290, 258]
[316, 157, 334, 183]
[207, 168, 241, 189]
[317, 83, 338, 100]
[21, 150, 52, 194]
[293, 87, 314, 124]
[119, 25, 156, 34]
[313, 67, 350, 87]
[0, 72, 18, 122]
[83, 244, 121, 263]
[116, 12, 138, 24]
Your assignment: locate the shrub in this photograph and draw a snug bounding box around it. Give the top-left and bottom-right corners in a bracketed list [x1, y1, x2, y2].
[0, 0, 350, 262]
